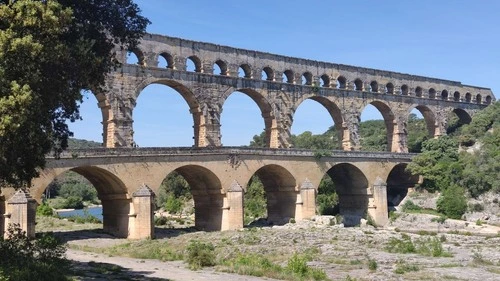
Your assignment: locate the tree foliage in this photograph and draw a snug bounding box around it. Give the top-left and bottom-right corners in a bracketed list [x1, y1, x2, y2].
[0, 0, 149, 188]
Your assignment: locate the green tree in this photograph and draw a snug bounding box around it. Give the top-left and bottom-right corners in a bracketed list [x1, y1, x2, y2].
[437, 185, 467, 219]
[156, 172, 191, 208]
[244, 176, 267, 223]
[0, 0, 149, 188]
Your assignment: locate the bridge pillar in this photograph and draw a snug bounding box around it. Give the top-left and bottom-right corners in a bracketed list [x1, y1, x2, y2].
[295, 179, 316, 220]
[101, 194, 131, 238]
[129, 185, 155, 239]
[5, 190, 37, 238]
[198, 101, 221, 147]
[221, 181, 244, 230]
[392, 120, 409, 153]
[368, 177, 389, 227]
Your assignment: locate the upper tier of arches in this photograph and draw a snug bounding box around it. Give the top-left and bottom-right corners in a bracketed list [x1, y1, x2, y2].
[123, 34, 494, 106]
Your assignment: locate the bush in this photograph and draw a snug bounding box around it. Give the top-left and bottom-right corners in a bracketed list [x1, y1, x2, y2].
[62, 196, 85, 209]
[469, 203, 484, 212]
[437, 185, 467, 219]
[316, 193, 338, 215]
[165, 195, 183, 215]
[0, 224, 69, 281]
[185, 240, 216, 270]
[368, 258, 378, 271]
[37, 203, 54, 216]
[154, 216, 172, 227]
[401, 200, 422, 212]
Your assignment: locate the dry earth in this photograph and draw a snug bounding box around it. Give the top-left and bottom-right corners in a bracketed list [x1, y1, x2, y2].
[38, 211, 500, 281]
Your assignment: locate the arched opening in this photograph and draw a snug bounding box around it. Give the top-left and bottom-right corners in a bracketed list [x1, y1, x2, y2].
[67, 90, 106, 146]
[262, 67, 274, 81]
[453, 91, 461, 102]
[134, 82, 199, 147]
[302, 72, 313, 85]
[428, 88, 436, 99]
[249, 165, 297, 225]
[447, 108, 472, 135]
[156, 166, 223, 231]
[283, 70, 294, 83]
[476, 94, 482, 104]
[320, 74, 330, 87]
[158, 52, 174, 69]
[386, 83, 394, 94]
[213, 60, 228, 75]
[408, 106, 437, 148]
[406, 109, 429, 153]
[401, 85, 409, 96]
[465, 92, 472, 103]
[291, 97, 343, 150]
[441, 90, 449, 100]
[415, 86, 423, 97]
[221, 89, 272, 146]
[41, 167, 129, 238]
[126, 49, 144, 65]
[239, 64, 252, 78]
[186, 56, 202, 72]
[360, 102, 394, 152]
[324, 164, 369, 226]
[354, 79, 363, 91]
[387, 164, 420, 211]
[485, 95, 492, 104]
[336, 76, 347, 89]
[370, 81, 379, 93]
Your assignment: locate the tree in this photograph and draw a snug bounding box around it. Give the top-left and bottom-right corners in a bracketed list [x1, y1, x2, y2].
[0, 0, 149, 188]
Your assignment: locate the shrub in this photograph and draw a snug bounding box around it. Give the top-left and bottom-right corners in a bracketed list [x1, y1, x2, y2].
[185, 240, 216, 270]
[0, 224, 69, 281]
[469, 203, 484, 212]
[401, 200, 422, 212]
[37, 203, 54, 216]
[165, 195, 183, 215]
[437, 185, 467, 219]
[285, 253, 328, 280]
[63, 196, 85, 209]
[154, 216, 172, 227]
[368, 258, 377, 271]
[316, 193, 338, 215]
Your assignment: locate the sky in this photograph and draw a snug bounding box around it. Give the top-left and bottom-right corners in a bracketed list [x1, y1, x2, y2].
[70, 0, 500, 147]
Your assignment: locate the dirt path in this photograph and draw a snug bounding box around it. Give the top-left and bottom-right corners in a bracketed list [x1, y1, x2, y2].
[67, 248, 278, 281]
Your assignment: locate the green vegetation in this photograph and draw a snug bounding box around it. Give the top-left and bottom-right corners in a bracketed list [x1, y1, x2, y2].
[45, 170, 99, 210]
[394, 260, 420, 274]
[0, 225, 69, 281]
[436, 185, 467, 219]
[385, 233, 452, 257]
[244, 176, 267, 224]
[0, 0, 149, 188]
[185, 240, 216, 270]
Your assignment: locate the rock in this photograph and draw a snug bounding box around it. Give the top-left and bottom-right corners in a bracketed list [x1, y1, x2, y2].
[312, 215, 336, 226]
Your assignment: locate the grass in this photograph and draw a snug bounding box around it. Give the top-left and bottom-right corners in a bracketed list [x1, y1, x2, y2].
[385, 233, 453, 257]
[394, 260, 420, 274]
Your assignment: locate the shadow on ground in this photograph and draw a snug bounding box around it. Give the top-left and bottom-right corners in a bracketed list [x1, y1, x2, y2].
[70, 260, 170, 281]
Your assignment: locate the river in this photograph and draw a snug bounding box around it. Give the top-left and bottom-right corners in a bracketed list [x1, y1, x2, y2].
[56, 206, 103, 221]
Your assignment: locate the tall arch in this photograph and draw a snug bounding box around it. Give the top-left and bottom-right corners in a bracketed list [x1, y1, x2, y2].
[292, 96, 345, 149]
[447, 108, 472, 135]
[409, 105, 437, 138]
[252, 164, 297, 225]
[386, 164, 420, 210]
[133, 79, 201, 147]
[325, 163, 368, 226]
[68, 90, 109, 146]
[173, 165, 224, 231]
[360, 101, 395, 152]
[220, 88, 273, 147]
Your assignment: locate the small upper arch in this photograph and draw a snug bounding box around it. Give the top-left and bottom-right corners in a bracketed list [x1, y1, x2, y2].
[386, 83, 394, 94]
[283, 70, 295, 83]
[158, 52, 174, 69]
[370, 81, 379, 93]
[476, 94, 482, 104]
[336, 76, 347, 89]
[320, 74, 330, 87]
[465, 92, 472, 102]
[302, 71, 313, 85]
[441, 90, 449, 100]
[186, 55, 202, 72]
[453, 91, 461, 102]
[239, 64, 252, 78]
[354, 78, 363, 91]
[428, 88, 436, 99]
[213, 59, 228, 75]
[401, 84, 409, 96]
[262, 66, 274, 81]
[126, 48, 145, 66]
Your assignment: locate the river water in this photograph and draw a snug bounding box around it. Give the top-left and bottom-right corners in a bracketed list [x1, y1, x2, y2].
[56, 206, 103, 221]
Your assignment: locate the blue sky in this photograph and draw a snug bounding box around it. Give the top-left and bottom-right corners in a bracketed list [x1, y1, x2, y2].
[70, 0, 499, 147]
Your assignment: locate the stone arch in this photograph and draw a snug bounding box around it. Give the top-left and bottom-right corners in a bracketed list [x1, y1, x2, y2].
[428, 88, 436, 99]
[452, 108, 472, 125]
[239, 64, 252, 78]
[41, 166, 130, 237]
[83, 90, 112, 147]
[252, 164, 297, 225]
[158, 52, 174, 69]
[186, 55, 202, 72]
[370, 81, 379, 93]
[401, 85, 409, 96]
[214, 59, 228, 75]
[386, 83, 394, 94]
[283, 70, 294, 83]
[465, 92, 472, 103]
[172, 165, 224, 231]
[325, 163, 369, 226]
[262, 66, 274, 81]
[302, 72, 313, 85]
[453, 91, 461, 102]
[386, 163, 420, 210]
[221, 88, 274, 147]
[441, 90, 449, 100]
[337, 76, 347, 89]
[133, 79, 202, 147]
[415, 86, 423, 97]
[360, 101, 396, 152]
[476, 94, 482, 104]
[320, 74, 330, 87]
[485, 95, 492, 104]
[292, 96, 345, 149]
[127, 48, 145, 66]
[408, 105, 437, 137]
[354, 78, 363, 91]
